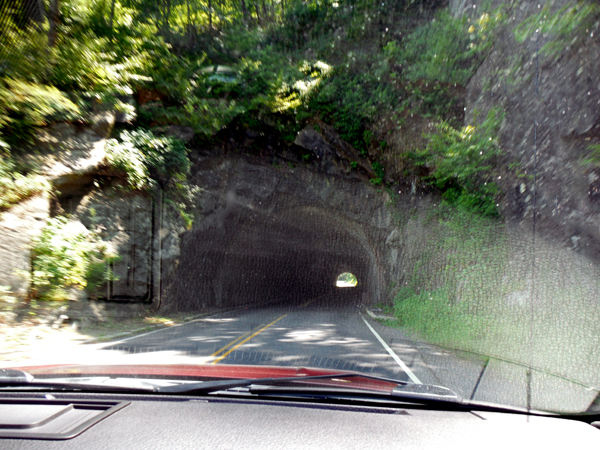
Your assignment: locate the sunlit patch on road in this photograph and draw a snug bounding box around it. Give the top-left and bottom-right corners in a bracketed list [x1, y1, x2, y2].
[202, 318, 240, 323]
[279, 329, 328, 342]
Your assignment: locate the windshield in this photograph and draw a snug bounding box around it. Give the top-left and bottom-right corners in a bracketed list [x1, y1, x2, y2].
[1, 0, 599, 416]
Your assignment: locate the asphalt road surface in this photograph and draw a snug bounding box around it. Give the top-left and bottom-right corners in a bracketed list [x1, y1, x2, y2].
[87, 297, 597, 413]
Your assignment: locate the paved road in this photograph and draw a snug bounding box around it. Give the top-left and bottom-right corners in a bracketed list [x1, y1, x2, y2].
[85, 297, 596, 413]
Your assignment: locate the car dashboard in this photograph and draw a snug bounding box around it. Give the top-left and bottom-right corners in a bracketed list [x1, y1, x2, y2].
[1, 392, 599, 449]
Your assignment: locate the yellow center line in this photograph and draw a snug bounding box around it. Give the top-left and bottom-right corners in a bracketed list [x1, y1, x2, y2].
[211, 314, 288, 364]
[210, 323, 266, 358]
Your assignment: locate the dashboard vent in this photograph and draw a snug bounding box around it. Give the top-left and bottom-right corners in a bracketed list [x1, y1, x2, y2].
[0, 398, 129, 440]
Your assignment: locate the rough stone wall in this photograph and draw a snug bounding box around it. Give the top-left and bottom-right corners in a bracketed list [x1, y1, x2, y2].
[74, 190, 154, 300]
[452, 0, 600, 258]
[0, 195, 49, 297]
[0, 112, 115, 299]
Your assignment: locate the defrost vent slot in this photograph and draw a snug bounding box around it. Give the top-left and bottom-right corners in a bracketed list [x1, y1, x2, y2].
[0, 398, 129, 440]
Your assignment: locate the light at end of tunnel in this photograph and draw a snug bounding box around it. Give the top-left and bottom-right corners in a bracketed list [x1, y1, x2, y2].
[336, 272, 358, 288]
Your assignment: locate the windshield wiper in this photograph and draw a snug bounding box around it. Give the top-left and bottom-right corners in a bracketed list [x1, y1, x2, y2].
[155, 372, 460, 404]
[0, 369, 459, 404]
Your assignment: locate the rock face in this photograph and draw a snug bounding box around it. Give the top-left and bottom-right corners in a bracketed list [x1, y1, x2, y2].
[294, 121, 375, 179]
[75, 190, 154, 301]
[0, 113, 115, 300]
[0, 195, 50, 298]
[26, 112, 115, 184]
[451, 0, 600, 258]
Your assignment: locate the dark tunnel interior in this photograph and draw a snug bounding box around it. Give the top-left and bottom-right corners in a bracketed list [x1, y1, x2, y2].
[165, 205, 378, 312]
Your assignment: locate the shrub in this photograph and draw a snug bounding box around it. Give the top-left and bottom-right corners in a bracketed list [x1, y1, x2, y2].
[394, 287, 484, 344]
[392, 204, 505, 346]
[105, 129, 197, 228]
[386, 9, 502, 85]
[415, 107, 504, 216]
[0, 78, 80, 144]
[514, 1, 600, 57]
[31, 217, 118, 301]
[139, 98, 244, 136]
[0, 143, 50, 211]
[105, 129, 190, 190]
[0, 18, 50, 83]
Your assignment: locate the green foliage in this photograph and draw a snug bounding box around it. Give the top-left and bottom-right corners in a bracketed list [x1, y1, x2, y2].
[105, 129, 197, 227]
[392, 204, 505, 347]
[142, 48, 206, 101]
[514, 1, 600, 57]
[50, 33, 149, 95]
[386, 9, 502, 85]
[31, 217, 119, 301]
[581, 143, 600, 167]
[415, 107, 504, 216]
[370, 161, 384, 185]
[105, 129, 190, 190]
[0, 78, 80, 144]
[140, 97, 244, 136]
[45, 0, 155, 94]
[308, 60, 399, 153]
[394, 287, 487, 344]
[270, 1, 337, 51]
[0, 16, 50, 82]
[0, 152, 50, 210]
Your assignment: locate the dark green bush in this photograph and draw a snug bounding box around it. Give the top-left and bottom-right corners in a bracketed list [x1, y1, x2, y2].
[0, 150, 49, 210]
[31, 217, 118, 301]
[415, 107, 504, 216]
[105, 129, 190, 191]
[386, 9, 502, 85]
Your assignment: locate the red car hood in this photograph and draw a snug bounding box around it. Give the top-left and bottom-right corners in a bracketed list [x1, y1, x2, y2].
[9, 363, 399, 392]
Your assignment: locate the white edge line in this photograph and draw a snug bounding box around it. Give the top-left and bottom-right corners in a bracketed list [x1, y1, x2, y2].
[360, 313, 422, 384]
[111, 314, 214, 343]
[102, 308, 248, 345]
[114, 324, 177, 342]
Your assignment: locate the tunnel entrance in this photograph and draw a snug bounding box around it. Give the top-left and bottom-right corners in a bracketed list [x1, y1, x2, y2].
[336, 273, 358, 288]
[161, 158, 391, 312]
[164, 204, 383, 312]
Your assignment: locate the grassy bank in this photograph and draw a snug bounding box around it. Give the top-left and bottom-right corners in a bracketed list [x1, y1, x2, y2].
[386, 202, 600, 387]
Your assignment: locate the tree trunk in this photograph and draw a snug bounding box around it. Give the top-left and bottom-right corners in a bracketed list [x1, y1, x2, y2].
[186, 0, 190, 31]
[36, 0, 46, 22]
[48, 0, 60, 47]
[166, 0, 171, 32]
[108, 0, 116, 42]
[240, 0, 250, 23]
[254, 1, 261, 23]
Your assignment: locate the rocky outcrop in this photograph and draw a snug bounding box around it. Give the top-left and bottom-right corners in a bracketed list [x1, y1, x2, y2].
[294, 121, 376, 179]
[0, 195, 50, 298]
[24, 112, 115, 184]
[452, 0, 600, 258]
[74, 190, 154, 301]
[0, 112, 115, 300]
